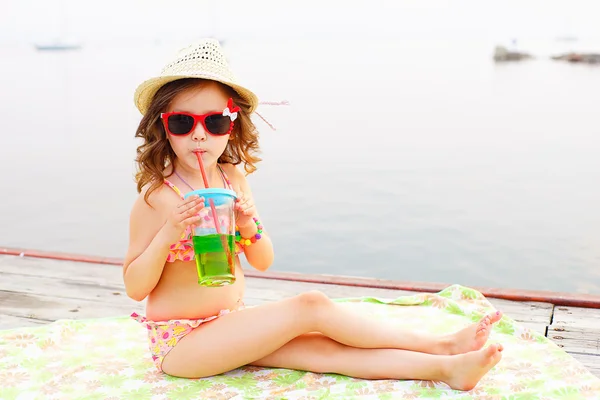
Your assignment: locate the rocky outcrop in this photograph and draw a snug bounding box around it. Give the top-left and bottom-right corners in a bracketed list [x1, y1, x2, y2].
[551, 53, 600, 64]
[493, 46, 533, 62]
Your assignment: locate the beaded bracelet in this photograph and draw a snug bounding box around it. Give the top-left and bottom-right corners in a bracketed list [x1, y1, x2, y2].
[235, 217, 263, 247]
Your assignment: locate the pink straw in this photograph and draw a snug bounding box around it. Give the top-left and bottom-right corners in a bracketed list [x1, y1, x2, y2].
[195, 152, 221, 235]
[195, 152, 234, 275]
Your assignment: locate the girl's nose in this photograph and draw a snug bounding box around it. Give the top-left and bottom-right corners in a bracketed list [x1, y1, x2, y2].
[191, 124, 207, 141]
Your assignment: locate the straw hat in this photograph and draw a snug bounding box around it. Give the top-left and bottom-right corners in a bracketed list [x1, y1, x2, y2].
[133, 39, 259, 115]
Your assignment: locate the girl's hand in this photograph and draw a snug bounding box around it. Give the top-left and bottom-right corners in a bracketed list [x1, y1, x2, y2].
[162, 195, 205, 243]
[235, 191, 257, 230]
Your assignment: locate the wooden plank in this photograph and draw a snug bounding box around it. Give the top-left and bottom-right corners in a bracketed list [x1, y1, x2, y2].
[5, 250, 600, 308]
[550, 306, 600, 371]
[553, 306, 600, 329]
[0, 255, 123, 285]
[518, 322, 548, 335]
[0, 314, 50, 330]
[0, 255, 581, 338]
[0, 254, 555, 311]
[0, 279, 550, 335]
[547, 325, 600, 356]
[1, 254, 552, 336]
[485, 298, 553, 335]
[1, 271, 130, 305]
[487, 298, 553, 320]
[242, 270, 600, 309]
[0, 255, 417, 300]
[0, 254, 418, 301]
[569, 353, 600, 378]
[488, 299, 552, 322]
[245, 277, 418, 301]
[0, 291, 144, 322]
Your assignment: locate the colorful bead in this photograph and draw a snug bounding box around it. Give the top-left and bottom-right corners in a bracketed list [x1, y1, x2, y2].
[235, 217, 264, 248]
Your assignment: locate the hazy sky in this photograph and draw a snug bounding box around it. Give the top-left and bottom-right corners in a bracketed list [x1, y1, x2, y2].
[2, 0, 600, 46]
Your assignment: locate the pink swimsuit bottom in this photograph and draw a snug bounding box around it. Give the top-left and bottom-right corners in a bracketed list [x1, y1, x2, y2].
[132, 306, 243, 371]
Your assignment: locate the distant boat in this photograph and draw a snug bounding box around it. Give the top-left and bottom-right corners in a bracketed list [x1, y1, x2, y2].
[555, 36, 578, 43]
[34, 42, 82, 51]
[33, 0, 82, 51]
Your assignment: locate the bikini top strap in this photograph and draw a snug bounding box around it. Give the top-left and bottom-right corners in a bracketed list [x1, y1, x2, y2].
[164, 166, 231, 197]
[163, 179, 185, 200]
[217, 164, 234, 191]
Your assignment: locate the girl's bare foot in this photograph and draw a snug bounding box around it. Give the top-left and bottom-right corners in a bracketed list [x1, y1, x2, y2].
[443, 343, 504, 391]
[441, 311, 503, 355]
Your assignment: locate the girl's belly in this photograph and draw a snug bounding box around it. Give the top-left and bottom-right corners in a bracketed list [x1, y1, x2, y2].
[145, 258, 246, 321]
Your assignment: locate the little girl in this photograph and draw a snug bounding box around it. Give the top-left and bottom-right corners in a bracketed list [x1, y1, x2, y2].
[124, 39, 504, 391]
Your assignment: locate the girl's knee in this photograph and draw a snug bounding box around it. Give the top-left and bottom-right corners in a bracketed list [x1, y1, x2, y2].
[296, 290, 332, 309]
[290, 291, 333, 331]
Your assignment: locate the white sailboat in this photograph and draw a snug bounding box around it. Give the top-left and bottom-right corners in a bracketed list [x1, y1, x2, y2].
[35, 41, 81, 51]
[33, 0, 82, 51]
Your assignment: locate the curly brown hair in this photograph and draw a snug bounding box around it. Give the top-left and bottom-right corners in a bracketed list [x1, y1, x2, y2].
[134, 78, 261, 204]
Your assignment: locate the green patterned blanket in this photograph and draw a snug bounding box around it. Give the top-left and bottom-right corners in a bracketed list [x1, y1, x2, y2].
[1, 285, 599, 399]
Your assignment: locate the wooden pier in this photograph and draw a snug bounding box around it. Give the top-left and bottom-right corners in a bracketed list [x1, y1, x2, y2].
[1, 248, 599, 378]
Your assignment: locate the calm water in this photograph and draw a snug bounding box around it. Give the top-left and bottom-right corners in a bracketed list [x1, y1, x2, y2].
[1, 37, 599, 294]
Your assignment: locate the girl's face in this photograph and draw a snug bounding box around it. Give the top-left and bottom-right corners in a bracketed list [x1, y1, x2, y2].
[164, 82, 233, 171]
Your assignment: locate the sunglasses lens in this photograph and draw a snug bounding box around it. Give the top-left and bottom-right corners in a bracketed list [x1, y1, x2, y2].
[205, 115, 232, 135]
[167, 114, 194, 135]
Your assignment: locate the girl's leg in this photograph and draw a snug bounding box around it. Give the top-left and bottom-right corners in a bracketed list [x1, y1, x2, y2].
[162, 291, 500, 379]
[251, 333, 504, 391]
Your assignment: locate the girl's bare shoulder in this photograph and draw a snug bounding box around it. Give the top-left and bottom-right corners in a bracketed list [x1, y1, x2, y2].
[133, 180, 177, 216]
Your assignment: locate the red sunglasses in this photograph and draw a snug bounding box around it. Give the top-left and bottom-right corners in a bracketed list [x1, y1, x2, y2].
[161, 98, 241, 136]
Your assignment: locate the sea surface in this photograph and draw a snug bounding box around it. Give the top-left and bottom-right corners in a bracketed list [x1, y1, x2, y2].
[1, 2, 599, 294]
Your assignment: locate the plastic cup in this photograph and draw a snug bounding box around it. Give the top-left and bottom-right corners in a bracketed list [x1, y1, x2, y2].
[183, 188, 237, 287]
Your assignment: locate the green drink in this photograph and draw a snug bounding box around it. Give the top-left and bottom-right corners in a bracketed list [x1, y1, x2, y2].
[184, 188, 238, 287]
[192, 234, 236, 286]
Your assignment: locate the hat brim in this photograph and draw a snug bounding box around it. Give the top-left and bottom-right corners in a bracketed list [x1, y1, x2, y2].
[134, 74, 259, 115]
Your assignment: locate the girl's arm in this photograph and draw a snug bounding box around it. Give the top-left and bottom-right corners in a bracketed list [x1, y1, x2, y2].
[231, 168, 274, 272]
[122, 192, 171, 301]
[122, 187, 204, 301]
